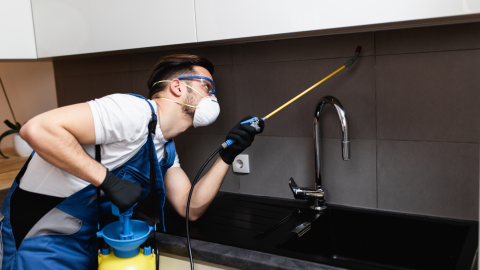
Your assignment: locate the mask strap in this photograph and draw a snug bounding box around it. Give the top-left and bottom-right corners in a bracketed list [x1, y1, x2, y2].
[160, 97, 200, 109]
[153, 80, 207, 101]
[182, 83, 207, 101]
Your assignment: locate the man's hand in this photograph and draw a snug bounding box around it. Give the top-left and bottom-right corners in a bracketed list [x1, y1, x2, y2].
[219, 115, 265, 165]
[99, 170, 143, 213]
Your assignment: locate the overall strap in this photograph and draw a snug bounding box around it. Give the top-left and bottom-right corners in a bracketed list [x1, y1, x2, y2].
[148, 124, 157, 229]
[161, 139, 176, 167]
[14, 151, 35, 185]
[95, 145, 102, 230]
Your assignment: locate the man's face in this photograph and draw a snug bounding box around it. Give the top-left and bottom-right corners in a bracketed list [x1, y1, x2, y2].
[181, 66, 215, 117]
[190, 66, 215, 97]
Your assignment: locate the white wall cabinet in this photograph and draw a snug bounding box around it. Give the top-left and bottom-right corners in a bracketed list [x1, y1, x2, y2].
[195, 0, 480, 42]
[6, 0, 480, 59]
[31, 0, 196, 58]
[0, 0, 37, 59]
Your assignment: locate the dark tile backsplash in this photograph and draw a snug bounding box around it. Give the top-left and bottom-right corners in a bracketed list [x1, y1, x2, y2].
[90, 72, 133, 99]
[377, 50, 480, 143]
[377, 140, 479, 220]
[376, 22, 480, 55]
[53, 22, 480, 221]
[130, 70, 151, 97]
[54, 54, 131, 76]
[129, 50, 172, 72]
[55, 75, 93, 107]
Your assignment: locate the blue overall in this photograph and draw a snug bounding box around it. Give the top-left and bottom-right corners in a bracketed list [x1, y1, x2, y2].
[0, 94, 175, 269]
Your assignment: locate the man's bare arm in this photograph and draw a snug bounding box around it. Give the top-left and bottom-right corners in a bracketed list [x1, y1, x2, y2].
[20, 103, 106, 186]
[163, 156, 229, 221]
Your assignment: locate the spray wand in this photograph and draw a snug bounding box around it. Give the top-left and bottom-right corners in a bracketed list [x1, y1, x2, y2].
[222, 45, 362, 147]
[186, 46, 362, 270]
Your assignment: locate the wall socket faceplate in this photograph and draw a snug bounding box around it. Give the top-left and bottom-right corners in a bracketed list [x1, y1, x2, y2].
[232, 154, 250, 173]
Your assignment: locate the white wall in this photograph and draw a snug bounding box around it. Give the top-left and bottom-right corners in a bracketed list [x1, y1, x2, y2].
[0, 61, 57, 149]
[0, 0, 37, 59]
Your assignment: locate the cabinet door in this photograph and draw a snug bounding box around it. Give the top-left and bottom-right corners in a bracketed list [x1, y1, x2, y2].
[32, 0, 196, 57]
[90, 0, 197, 53]
[31, 0, 93, 58]
[0, 0, 37, 59]
[195, 0, 480, 42]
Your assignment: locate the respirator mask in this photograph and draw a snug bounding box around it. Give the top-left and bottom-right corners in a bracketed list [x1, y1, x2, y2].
[152, 76, 220, 127]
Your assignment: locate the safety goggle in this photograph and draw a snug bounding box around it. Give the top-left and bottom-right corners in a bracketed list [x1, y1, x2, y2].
[178, 76, 216, 96]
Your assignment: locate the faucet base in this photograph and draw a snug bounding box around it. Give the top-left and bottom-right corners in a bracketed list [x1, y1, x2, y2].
[289, 178, 327, 211]
[310, 205, 327, 211]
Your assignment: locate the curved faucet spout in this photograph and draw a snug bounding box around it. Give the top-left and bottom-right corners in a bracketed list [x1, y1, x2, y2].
[314, 96, 349, 189]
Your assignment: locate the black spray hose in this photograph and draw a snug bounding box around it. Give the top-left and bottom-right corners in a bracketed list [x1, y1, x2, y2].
[186, 146, 223, 270]
[155, 240, 159, 270]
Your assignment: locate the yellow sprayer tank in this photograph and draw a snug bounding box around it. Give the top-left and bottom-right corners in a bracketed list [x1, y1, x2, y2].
[98, 248, 155, 270]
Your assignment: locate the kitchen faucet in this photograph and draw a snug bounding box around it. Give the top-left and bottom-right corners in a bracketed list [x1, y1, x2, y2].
[289, 96, 349, 210]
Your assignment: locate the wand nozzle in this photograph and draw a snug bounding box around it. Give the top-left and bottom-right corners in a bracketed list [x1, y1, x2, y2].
[344, 46, 362, 67]
[355, 46, 362, 54]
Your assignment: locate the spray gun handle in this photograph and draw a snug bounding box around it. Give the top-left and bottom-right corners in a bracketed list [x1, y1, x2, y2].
[111, 203, 136, 217]
[222, 117, 262, 148]
[112, 203, 136, 240]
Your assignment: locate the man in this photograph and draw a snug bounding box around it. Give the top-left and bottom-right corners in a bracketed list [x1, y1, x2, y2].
[0, 54, 264, 269]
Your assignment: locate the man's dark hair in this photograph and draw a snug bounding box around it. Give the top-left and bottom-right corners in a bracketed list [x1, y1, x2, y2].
[147, 54, 214, 99]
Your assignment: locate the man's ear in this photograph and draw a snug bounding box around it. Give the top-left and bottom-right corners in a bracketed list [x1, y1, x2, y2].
[169, 79, 182, 97]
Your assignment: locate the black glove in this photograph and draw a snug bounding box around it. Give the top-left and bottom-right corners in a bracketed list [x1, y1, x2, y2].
[220, 115, 265, 165]
[99, 170, 143, 213]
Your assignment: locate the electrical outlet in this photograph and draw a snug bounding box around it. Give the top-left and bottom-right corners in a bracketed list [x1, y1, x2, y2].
[232, 154, 250, 173]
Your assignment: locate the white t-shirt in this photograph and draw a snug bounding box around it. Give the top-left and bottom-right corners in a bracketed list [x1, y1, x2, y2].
[19, 94, 180, 198]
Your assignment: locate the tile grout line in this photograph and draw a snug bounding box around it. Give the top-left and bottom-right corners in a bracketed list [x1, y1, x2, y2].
[232, 55, 373, 66]
[128, 53, 134, 94]
[376, 47, 480, 57]
[376, 138, 480, 145]
[228, 46, 480, 66]
[183, 133, 480, 145]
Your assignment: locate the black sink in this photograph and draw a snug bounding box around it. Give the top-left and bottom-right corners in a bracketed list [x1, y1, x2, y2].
[162, 192, 478, 270]
[278, 205, 477, 270]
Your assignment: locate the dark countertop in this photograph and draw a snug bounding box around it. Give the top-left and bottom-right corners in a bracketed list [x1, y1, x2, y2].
[155, 232, 346, 270]
[148, 192, 477, 270]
